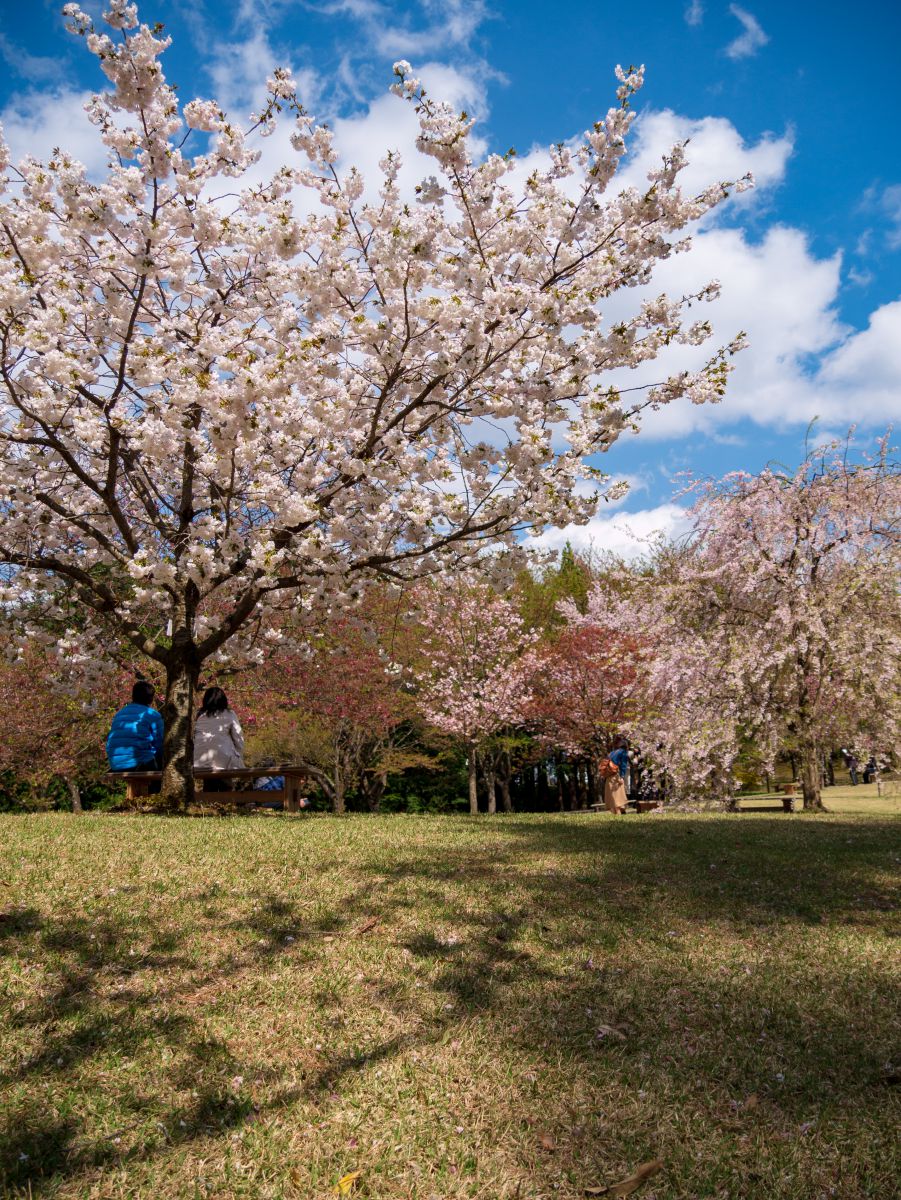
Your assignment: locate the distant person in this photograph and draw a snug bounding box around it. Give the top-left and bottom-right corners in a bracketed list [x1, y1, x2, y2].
[863, 756, 877, 785]
[841, 748, 859, 786]
[194, 687, 245, 789]
[106, 680, 164, 775]
[601, 737, 629, 815]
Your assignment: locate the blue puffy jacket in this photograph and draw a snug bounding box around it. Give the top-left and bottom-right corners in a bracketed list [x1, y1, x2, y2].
[106, 703, 164, 770]
[609, 747, 629, 779]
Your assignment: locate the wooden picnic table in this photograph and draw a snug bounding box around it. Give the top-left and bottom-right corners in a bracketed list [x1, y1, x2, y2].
[109, 766, 310, 812]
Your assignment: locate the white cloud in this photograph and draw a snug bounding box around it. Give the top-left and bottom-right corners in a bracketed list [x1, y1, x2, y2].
[815, 299, 901, 417]
[619, 108, 792, 200]
[860, 182, 901, 250]
[331, 61, 487, 200]
[599, 224, 901, 440]
[296, 0, 488, 60]
[0, 88, 110, 176]
[684, 1, 704, 27]
[725, 5, 769, 60]
[532, 502, 692, 560]
[0, 34, 61, 85]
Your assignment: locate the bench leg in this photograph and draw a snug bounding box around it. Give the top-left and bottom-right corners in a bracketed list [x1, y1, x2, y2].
[286, 779, 299, 814]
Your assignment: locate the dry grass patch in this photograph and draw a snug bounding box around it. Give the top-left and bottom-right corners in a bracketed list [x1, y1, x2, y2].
[1, 811, 899, 1199]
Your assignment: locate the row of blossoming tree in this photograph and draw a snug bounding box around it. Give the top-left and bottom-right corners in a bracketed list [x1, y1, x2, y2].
[4, 432, 898, 814]
[1, 5, 897, 813]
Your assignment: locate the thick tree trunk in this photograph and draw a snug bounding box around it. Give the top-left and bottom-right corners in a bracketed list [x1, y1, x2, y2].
[800, 739, 826, 811]
[485, 763, 497, 814]
[160, 653, 199, 810]
[65, 777, 83, 814]
[467, 744, 478, 814]
[363, 769, 387, 813]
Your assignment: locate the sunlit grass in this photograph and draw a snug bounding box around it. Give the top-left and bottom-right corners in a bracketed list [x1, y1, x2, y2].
[737, 781, 901, 815]
[1, 810, 898, 1198]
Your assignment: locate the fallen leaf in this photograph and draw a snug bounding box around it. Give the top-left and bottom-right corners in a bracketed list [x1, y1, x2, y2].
[595, 1024, 627, 1041]
[585, 1158, 663, 1196]
[538, 1132, 557, 1151]
[332, 1169, 362, 1195]
[743, 1092, 759, 1111]
[355, 916, 380, 935]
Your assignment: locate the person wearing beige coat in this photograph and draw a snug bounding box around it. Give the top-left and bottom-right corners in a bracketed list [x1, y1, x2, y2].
[194, 686, 245, 771]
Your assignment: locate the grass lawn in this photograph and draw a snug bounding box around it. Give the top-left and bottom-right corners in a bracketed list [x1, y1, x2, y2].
[737, 782, 901, 815]
[1, 811, 899, 1199]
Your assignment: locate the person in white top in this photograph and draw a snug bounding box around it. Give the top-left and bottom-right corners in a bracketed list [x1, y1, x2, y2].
[194, 686, 245, 788]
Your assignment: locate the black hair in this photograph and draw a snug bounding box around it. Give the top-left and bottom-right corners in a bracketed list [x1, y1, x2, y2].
[132, 680, 155, 706]
[198, 686, 229, 717]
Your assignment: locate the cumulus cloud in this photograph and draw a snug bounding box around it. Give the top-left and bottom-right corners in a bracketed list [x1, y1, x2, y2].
[0, 87, 109, 175]
[618, 108, 792, 201]
[601, 224, 901, 440]
[815, 299, 901, 416]
[725, 5, 769, 60]
[531, 503, 693, 560]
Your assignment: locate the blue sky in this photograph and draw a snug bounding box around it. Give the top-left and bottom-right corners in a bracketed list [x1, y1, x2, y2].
[1, 0, 899, 556]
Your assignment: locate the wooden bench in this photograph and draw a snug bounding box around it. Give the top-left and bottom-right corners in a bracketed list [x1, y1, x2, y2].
[109, 766, 310, 812]
[736, 790, 797, 812]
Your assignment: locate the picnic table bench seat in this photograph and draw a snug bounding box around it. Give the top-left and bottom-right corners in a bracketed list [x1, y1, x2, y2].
[108, 766, 309, 812]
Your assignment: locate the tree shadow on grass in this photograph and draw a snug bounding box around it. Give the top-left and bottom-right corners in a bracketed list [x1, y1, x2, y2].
[1, 815, 898, 1197]
[490, 815, 901, 926]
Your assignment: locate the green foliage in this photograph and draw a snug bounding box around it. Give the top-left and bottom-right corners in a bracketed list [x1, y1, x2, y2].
[516, 541, 591, 630]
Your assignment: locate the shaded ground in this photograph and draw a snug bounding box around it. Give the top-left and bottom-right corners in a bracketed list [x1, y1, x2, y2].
[0, 811, 899, 1199]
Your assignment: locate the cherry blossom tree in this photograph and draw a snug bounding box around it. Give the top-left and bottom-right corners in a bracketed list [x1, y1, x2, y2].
[0, 642, 126, 810]
[413, 579, 536, 812]
[590, 439, 901, 810]
[0, 1, 749, 805]
[240, 611, 413, 813]
[527, 622, 647, 805]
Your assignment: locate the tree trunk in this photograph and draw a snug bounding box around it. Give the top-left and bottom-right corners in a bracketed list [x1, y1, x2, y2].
[562, 760, 577, 810]
[467, 744, 478, 814]
[538, 761, 550, 807]
[65, 777, 83, 814]
[800, 739, 826, 811]
[363, 769, 387, 813]
[485, 762, 497, 814]
[333, 758, 346, 814]
[587, 757, 599, 807]
[160, 653, 199, 810]
[788, 752, 798, 782]
[575, 760, 589, 809]
[499, 752, 513, 813]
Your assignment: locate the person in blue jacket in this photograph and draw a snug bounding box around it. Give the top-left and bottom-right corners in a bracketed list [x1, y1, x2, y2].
[106, 680, 164, 772]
